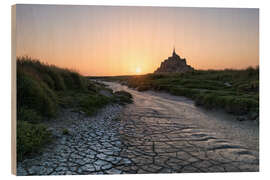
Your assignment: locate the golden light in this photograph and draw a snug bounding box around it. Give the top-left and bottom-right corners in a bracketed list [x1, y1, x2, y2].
[135, 67, 142, 74]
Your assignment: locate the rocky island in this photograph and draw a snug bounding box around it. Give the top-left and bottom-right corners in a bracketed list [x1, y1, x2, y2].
[154, 48, 194, 73]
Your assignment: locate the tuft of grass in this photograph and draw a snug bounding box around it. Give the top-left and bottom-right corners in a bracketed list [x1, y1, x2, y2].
[79, 94, 112, 116]
[62, 128, 70, 135]
[113, 91, 133, 104]
[17, 121, 52, 161]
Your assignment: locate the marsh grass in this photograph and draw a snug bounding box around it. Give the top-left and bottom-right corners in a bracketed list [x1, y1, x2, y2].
[17, 121, 52, 161]
[105, 68, 259, 116]
[17, 57, 86, 159]
[16, 56, 132, 160]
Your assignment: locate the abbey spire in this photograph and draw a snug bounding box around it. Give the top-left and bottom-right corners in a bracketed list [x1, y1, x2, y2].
[172, 47, 176, 57]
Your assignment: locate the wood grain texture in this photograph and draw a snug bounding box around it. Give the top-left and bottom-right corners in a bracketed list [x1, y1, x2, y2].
[11, 4, 17, 175]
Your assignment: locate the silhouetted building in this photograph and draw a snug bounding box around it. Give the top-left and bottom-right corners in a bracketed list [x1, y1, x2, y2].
[154, 48, 194, 73]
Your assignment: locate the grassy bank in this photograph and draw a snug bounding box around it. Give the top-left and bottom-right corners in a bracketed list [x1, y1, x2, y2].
[17, 57, 132, 160]
[101, 68, 259, 119]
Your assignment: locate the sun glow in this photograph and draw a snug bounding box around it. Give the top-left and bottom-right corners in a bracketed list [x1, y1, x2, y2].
[135, 67, 142, 74]
[15, 5, 259, 76]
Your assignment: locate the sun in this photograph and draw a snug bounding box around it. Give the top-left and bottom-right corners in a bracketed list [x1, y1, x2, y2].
[135, 67, 142, 74]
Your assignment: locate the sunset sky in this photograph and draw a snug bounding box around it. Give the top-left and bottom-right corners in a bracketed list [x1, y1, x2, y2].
[15, 5, 259, 76]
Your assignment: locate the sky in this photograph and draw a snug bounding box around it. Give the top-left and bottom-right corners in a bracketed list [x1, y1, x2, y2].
[15, 5, 259, 76]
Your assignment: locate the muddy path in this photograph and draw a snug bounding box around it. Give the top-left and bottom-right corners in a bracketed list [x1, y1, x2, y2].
[17, 82, 259, 175]
[106, 82, 259, 173]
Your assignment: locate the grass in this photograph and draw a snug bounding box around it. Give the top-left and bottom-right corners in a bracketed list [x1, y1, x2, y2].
[79, 93, 113, 116]
[17, 56, 133, 160]
[102, 68, 259, 117]
[17, 121, 52, 161]
[62, 128, 70, 135]
[113, 91, 133, 104]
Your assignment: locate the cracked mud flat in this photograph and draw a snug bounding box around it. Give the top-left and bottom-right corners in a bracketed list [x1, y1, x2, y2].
[17, 82, 259, 175]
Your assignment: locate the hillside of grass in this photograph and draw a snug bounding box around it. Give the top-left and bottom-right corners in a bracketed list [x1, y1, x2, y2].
[102, 68, 259, 119]
[17, 57, 132, 161]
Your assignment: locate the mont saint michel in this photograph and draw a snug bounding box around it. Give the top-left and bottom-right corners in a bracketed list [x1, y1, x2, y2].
[154, 48, 194, 73]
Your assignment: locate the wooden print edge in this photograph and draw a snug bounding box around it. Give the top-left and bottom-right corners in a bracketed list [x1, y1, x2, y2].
[11, 4, 17, 175]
